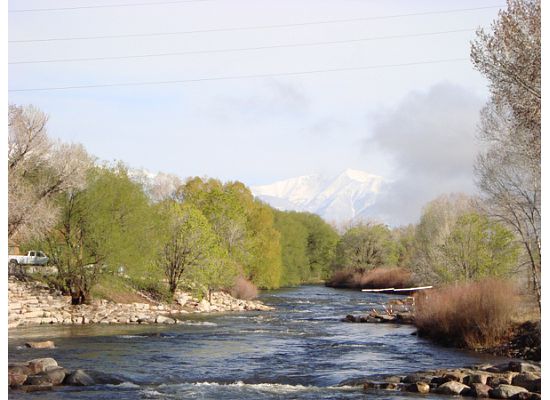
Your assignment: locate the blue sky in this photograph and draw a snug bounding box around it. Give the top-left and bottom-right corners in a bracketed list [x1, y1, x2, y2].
[8, 0, 505, 223]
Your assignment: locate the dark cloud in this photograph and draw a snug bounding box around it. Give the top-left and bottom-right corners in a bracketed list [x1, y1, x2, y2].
[365, 83, 484, 225]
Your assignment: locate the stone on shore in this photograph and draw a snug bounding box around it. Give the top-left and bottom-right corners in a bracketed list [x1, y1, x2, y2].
[511, 372, 541, 392]
[25, 341, 55, 349]
[8, 371, 28, 386]
[155, 315, 176, 324]
[435, 380, 470, 395]
[25, 367, 66, 386]
[27, 358, 58, 374]
[469, 383, 493, 398]
[508, 362, 540, 374]
[405, 382, 430, 393]
[489, 384, 528, 399]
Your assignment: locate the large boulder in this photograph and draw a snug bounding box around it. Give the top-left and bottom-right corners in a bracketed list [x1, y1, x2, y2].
[25, 367, 67, 386]
[27, 358, 58, 374]
[508, 362, 540, 374]
[489, 384, 528, 399]
[8, 371, 28, 386]
[25, 341, 55, 349]
[405, 382, 430, 394]
[511, 373, 541, 392]
[435, 381, 470, 395]
[465, 373, 490, 385]
[64, 369, 95, 386]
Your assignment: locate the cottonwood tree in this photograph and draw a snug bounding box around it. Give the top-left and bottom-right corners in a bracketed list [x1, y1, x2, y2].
[471, 0, 541, 308]
[38, 165, 157, 304]
[333, 222, 398, 272]
[439, 212, 519, 282]
[157, 202, 218, 295]
[413, 193, 474, 283]
[8, 105, 93, 243]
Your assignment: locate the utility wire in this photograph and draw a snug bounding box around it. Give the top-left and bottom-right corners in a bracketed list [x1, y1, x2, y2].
[9, 0, 214, 13]
[9, 57, 468, 92]
[10, 28, 474, 65]
[9, 5, 502, 43]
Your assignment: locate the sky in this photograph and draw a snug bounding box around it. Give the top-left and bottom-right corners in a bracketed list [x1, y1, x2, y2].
[8, 0, 507, 224]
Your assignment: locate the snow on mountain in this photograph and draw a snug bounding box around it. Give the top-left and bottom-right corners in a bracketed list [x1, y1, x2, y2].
[251, 169, 384, 223]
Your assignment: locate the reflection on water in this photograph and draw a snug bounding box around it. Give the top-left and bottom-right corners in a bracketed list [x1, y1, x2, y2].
[8, 285, 510, 399]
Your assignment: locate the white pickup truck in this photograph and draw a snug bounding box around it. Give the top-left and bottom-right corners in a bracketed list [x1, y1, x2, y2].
[8, 251, 49, 267]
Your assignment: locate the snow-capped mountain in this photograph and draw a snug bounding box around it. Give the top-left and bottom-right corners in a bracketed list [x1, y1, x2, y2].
[252, 169, 384, 223]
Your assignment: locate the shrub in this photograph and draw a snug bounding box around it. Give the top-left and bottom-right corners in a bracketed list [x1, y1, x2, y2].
[129, 277, 172, 303]
[231, 276, 258, 300]
[414, 278, 517, 349]
[326, 267, 413, 289]
[359, 267, 413, 289]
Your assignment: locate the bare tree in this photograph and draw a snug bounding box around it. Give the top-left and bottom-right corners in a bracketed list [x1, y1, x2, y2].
[8, 105, 94, 243]
[471, 0, 541, 308]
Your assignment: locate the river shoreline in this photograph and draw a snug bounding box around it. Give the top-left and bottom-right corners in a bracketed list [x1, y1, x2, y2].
[8, 277, 272, 329]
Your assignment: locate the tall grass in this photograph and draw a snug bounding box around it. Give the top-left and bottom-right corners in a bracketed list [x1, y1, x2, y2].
[414, 279, 517, 349]
[327, 267, 413, 289]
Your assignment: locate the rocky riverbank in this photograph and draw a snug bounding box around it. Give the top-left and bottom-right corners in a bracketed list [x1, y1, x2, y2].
[9, 356, 125, 392]
[342, 296, 415, 324]
[342, 361, 541, 399]
[8, 278, 273, 329]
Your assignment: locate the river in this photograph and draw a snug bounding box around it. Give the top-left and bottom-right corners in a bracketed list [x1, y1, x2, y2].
[8, 285, 510, 399]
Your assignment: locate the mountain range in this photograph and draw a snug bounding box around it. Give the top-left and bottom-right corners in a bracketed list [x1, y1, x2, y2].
[251, 169, 385, 224]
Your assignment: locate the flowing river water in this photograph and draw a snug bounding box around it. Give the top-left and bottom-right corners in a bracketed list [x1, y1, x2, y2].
[8, 285, 511, 399]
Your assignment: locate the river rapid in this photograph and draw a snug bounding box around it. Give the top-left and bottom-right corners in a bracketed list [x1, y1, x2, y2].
[8, 285, 510, 399]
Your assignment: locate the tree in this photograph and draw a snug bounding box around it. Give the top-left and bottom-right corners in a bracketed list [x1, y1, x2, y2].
[8, 104, 93, 243]
[37, 165, 158, 304]
[192, 248, 238, 302]
[438, 213, 520, 282]
[333, 222, 398, 272]
[413, 194, 474, 283]
[273, 210, 310, 286]
[471, 0, 541, 308]
[157, 202, 218, 295]
[297, 212, 339, 280]
[176, 177, 283, 289]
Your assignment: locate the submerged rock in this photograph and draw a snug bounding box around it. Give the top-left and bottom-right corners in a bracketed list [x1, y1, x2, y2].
[64, 369, 95, 386]
[25, 341, 55, 349]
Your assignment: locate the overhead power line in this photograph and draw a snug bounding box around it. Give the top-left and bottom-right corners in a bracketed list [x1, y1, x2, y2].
[9, 57, 468, 92]
[9, 5, 502, 43]
[9, 0, 214, 13]
[9, 28, 474, 65]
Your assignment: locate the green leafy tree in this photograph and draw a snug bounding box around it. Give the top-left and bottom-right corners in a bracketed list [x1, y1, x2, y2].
[333, 222, 398, 272]
[157, 202, 218, 295]
[176, 177, 282, 289]
[438, 213, 520, 282]
[274, 211, 339, 285]
[193, 248, 238, 302]
[37, 165, 156, 304]
[273, 210, 309, 286]
[297, 213, 339, 280]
